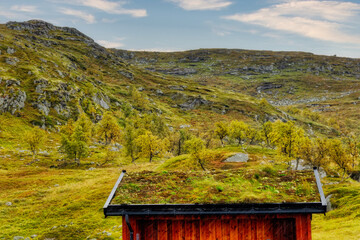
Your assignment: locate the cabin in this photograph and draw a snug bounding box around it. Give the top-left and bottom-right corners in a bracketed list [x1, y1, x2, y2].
[104, 168, 327, 240]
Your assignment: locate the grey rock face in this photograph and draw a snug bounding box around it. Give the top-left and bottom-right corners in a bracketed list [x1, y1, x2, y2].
[34, 100, 51, 116]
[34, 79, 49, 94]
[6, 20, 94, 43]
[257, 82, 283, 92]
[6, 79, 20, 87]
[0, 90, 26, 114]
[92, 93, 110, 109]
[118, 70, 134, 80]
[224, 153, 249, 163]
[179, 96, 209, 110]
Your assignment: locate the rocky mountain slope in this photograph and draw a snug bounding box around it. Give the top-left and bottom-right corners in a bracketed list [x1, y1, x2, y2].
[2, 20, 360, 137]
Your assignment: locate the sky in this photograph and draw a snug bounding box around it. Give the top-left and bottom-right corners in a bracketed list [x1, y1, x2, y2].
[1, 0, 360, 58]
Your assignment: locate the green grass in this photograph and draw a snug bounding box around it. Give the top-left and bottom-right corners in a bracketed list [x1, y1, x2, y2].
[0, 167, 124, 239]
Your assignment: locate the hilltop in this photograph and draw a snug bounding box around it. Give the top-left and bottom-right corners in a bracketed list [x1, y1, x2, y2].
[0, 20, 360, 239]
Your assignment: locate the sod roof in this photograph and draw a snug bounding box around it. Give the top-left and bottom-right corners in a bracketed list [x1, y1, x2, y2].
[111, 169, 320, 205]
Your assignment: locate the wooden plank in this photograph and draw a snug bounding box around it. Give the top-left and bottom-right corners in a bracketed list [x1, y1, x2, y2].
[307, 214, 312, 240]
[200, 218, 208, 240]
[296, 215, 303, 240]
[251, 219, 257, 240]
[263, 219, 273, 240]
[215, 219, 222, 240]
[180, 220, 185, 240]
[172, 220, 181, 240]
[167, 220, 172, 240]
[158, 220, 167, 240]
[302, 214, 310, 240]
[229, 218, 239, 240]
[208, 219, 216, 240]
[239, 218, 251, 240]
[256, 218, 264, 240]
[222, 219, 231, 240]
[185, 220, 193, 240]
[144, 220, 154, 240]
[194, 220, 200, 240]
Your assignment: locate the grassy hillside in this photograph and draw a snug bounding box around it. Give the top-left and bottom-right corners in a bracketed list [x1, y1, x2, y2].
[1, 20, 360, 239]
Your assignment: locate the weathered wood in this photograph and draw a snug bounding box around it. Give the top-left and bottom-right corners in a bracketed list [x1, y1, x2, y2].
[125, 213, 311, 240]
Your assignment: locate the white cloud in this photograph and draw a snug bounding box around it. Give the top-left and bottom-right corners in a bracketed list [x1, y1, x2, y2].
[223, 0, 360, 44]
[169, 0, 232, 10]
[97, 39, 124, 48]
[63, 0, 147, 17]
[11, 5, 38, 13]
[59, 8, 96, 23]
[0, 10, 23, 19]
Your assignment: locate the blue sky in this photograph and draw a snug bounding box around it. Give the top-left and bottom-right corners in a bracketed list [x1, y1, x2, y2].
[1, 0, 360, 58]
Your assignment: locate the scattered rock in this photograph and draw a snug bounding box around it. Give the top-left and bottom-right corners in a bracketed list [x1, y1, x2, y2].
[13, 236, 24, 240]
[180, 124, 191, 129]
[6, 79, 20, 87]
[257, 82, 282, 92]
[93, 93, 110, 110]
[155, 89, 164, 96]
[179, 96, 209, 110]
[7, 47, 15, 54]
[39, 150, 50, 156]
[56, 70, 65, 78]
[290, 160, 327, 178]
[109, 147, 119, 152]
[169, 85, 186, 91]
[138, 87, 144, 91]
[88, 167, 96, 171]
[118, 70, 134, 80]
[290, 159, 311, 171]
[224, 153, 249, 163]
[54, 184, 59, 187]
[5, 57, 19, 65]
[5, 202, 12, 206]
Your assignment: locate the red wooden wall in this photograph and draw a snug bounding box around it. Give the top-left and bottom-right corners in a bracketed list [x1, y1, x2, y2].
[122, 214, 312, 240]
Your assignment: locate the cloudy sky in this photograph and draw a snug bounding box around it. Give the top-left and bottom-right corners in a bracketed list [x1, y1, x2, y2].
[1, 0, 360, 58]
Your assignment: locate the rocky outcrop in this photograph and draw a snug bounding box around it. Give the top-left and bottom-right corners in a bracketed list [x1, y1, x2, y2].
[179, 96, 209, 110]
[224, 153, 249, 163]
[118, 70, 134, 80]
[6, 20, 94, 43]
[0, 90, 26, 114]
[257, 82, 283, 92]
[92, 93, 110, 110]
[146, 68, 197, 76]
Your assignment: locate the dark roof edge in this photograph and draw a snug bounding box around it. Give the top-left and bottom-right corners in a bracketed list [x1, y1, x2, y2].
[104, 202, 327, 217]
[103, 170, 126, 211]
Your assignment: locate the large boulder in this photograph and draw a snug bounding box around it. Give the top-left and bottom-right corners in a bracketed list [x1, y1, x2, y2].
[224, 153, 249, 163]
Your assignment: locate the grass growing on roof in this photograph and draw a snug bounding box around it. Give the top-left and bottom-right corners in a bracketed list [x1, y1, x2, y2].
[111, 169, 319, 205]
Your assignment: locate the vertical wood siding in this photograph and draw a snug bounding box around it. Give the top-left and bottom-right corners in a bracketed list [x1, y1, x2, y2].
[122, 214, 311, 240]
